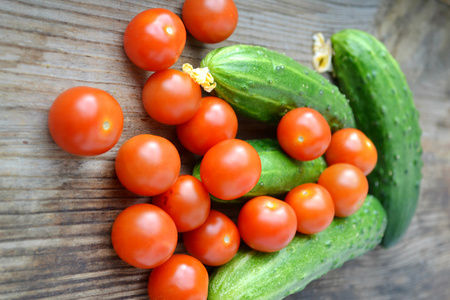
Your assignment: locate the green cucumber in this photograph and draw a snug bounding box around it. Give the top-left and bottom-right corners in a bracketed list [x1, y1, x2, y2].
[200, 44, 356, 132]
[208, 195, 387, 300]
[192, 139, 327, 203]
[331, 29, 423, 247]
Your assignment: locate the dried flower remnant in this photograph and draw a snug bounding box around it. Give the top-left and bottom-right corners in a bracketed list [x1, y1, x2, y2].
[312, 33, 333, 73]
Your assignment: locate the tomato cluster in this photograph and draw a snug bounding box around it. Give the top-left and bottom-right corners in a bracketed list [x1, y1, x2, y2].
[117, 5, 240, 297]
[277, 107, 376, 225]
[47, 2, 378, 300]
[47, 3, 239, 299]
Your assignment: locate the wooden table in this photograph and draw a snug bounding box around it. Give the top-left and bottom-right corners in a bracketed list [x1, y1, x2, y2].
[1, 0, 449, 299]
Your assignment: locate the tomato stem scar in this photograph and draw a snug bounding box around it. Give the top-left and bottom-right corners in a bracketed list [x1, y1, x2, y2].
[103, 121, 110, 130]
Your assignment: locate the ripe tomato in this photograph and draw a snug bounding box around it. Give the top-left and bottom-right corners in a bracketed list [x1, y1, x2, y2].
[182, 0, 239, 44]
[148, 254, 208, 300]
[111, 203, 177, 269]
[48, 86, 123, 156]
[152, 175, 211, 233]
[285, 183, 335, 235]
[123, 8, 186, 71]
[200, 139, 261, 200]
[238, 196, 297, 252]
[142, 69, 202, 125]
[325, 128, 378, 175]
[183, 210, 240, 266]
[318, 163, 369, 217]
[115, 134, 180, 196]
[176, 96, 238, 155]
[277, 107, 331, 161]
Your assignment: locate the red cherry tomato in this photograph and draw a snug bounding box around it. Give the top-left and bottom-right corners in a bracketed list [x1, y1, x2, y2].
[182, 0, 239, 44]
[152, 175, 211, 232]
[111, 203, 177, 269]
[176, 96, 238, 155]
[123, 8, 186, 71]
[148, 254, 208, 300]
[318, 163, 369, 217]
[238, 196, 297, 252]
[115, 134, 180, 196]
[200, 139, 261, 200]
[183, 210, 240, 266]
[48, 86, 123, 156]
[142, 69, 202, 125]
[325, 128, 378, 175]
[285, 183, 335, 234]
[277, 107, 331, 161]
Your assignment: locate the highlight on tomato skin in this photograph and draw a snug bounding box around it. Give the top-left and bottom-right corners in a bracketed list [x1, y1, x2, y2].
[111, 203, 178, 269]
[114, 134, 181, 196]
[123, 8, 186, 71]
[148, 254, 209, 300]
[48, 86, 124, 156]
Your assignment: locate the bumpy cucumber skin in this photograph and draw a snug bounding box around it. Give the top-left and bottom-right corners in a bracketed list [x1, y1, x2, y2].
[208, 195, 387, 300]
[200, 45, 356, 132]
[192, 139, 327, 203]
[331, 29, 423, 247]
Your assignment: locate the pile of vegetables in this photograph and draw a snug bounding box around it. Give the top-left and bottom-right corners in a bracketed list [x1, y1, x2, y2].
[47, 1, 422, 299]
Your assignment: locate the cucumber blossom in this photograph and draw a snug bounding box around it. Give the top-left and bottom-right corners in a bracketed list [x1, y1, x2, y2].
[331, 29, 423, 247]
[200, 44, 356, 132]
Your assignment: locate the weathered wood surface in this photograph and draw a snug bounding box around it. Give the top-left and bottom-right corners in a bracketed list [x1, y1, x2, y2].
[0, 0, 449, 299]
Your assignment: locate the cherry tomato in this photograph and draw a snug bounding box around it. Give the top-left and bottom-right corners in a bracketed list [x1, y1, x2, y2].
[200, 139, 261, 200]
[48, 86, 123, 156]
[183, 210, 240, 266]
[123, 8, 186, 71]
[318, 163, 369, 217]
[111, 203, 177, 269]
[148, 254, 208, 300]
[238, 196, 297, 252]
[182, 0, 239, 44]
[325, 128, 378, 176]
[115, 134, 180, 196]
[285, 183, 335, 234]
[142, 69, 202, 125]
[152, 175, 211, 233]
[176, 96, 238, 155]
[277, 107, 331, 161]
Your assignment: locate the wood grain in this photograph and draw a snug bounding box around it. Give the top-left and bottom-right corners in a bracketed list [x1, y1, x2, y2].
[0, 0, 449, 299]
